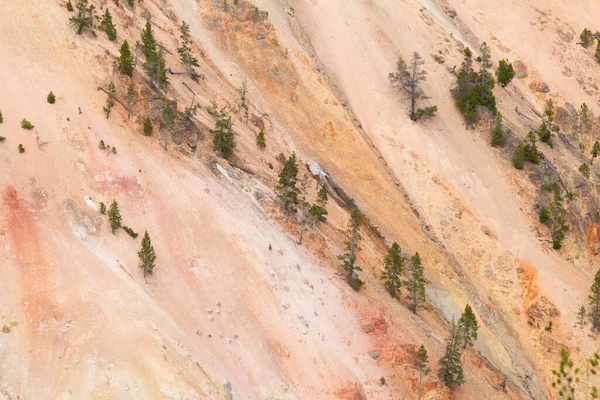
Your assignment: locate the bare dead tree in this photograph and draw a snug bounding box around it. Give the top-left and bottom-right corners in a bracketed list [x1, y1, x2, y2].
[389, 52, 437, 121]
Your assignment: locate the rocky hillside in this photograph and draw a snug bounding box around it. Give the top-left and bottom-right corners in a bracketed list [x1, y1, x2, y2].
[2, 0, 600, 399]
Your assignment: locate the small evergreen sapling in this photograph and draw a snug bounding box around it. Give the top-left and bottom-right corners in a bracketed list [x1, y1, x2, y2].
[143, 117, 153, 136]
[138, 230, 157, 278]
[524, 131, 540, 164]
[275, 152, 300, 212]
[256, 129, 266, 150]
[589, 269, 600, 331]
[405, 252, 426, 314]
[161, 103, 176, 151]
[596, 40, 600, 64]
[103, 81, 116, 119]
[70, 0, 96, 35]
[438, 318, 464, 389]
[579, 163, 590, 178]
[176, 21, 200, 80]
[47, 91, 56, 104]
[100, 202, 106, 214]
[67, 0, 74, 12]
[513, 143, 525, 170]
[338, 207, 364, 291]
[581, 28, 595, 48]
[592, 141, 600, 165]
[125, 84, 136, 119]
[415, 344, 431, 400]
[0, 137, 5, 142]
[0, 110, 3, 123]
[18, 144, 25, 153]
[21, 119, 34, 130]
[496, 59, 515, 87]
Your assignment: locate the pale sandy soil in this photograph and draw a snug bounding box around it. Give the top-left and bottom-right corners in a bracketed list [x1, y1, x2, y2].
[2, 0, 600, 399]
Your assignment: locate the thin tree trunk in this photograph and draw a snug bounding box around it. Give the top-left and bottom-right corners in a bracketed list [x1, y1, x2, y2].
[298, 223, 304, 245]
[412, 290, 417, 314]
[418, 370, 423, 400]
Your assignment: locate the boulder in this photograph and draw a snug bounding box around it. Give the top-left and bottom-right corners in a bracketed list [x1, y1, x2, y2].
[474, 105, 496, 132]
[513, 60, 528, 79]
[529, 81, 550, 93]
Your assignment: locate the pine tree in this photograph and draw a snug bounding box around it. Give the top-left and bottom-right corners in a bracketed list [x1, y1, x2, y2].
[103, 81, 116, 119]
[138, 230, 157, 278]
[100, 8, 117, 41]
[457, 304, 479, 349]
[176, 21, 199, 80]
[490, 114, 507, 147]
[70, 0, 96, 35]
[256, 129, 266, 150]
[143, 117, 153, 136]
[389, 52, 437, 121]
[548, 184, 568, 250]
[108, 200, 122, 233]
[317, 185, 328, 207]
[576, 305, 587, 329]
[47, 91, 56, 104]
[405, 252, 426, 314]
[0, 110, 3, 123]
[208, 106, 235, 158]
[592, 141, 600, 165]
[127, 0, 134, 7]
[589, 269, 600, 331]
[161, 103, 176, 151]
[596, 40, 600, 64]
[338, 207, 364, 290]
[415, 344, 431, 400]
[381, 242, 404, 298]
[144, 45, 168, 89]
[496, 59, 515, 87]
[125, 84, 136, 119]
[275, 152, 300, 212]
[140, 21, 157, 61]
[238, 83, 249, 124]
[539, 99, 557, 146]
[513, 142, 525, 170]
[438, 318, 464, 389]
[581, 28, 595, 48]
[524, 131, 540, 164]
[118, 40, 135, 76]
[66, 0, 74, 12]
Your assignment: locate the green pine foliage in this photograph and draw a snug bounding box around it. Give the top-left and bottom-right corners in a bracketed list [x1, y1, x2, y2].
[551, 348, 600, 400]
[100, 202, 106, 214]
[451, 45, 497, 127]
[524, 131, 540, 164]
[140, 22, 168, 89]
[140, 21, 157, 60]
[308, 204, 327, 223]
[177, 21, 200, 80]
[0, 137, 5, 142]
[99, 140, 106, 150]
[381, 242, 404, 298]
[122, 226, 139, 238]
[256, 130, 266, 150]
[100, 9, 117, 41]
[108, 199, 122, 233]
[125, 84, 136, 119]
[317, 185, 328, 206]
[596, 40, 600, 64]
[70, 0, 96, 35]
[161, 103, 176, 151]
[415, 344, 431, 400]
[593, 141, 600, 165]
[490, 114, 508, 147]
[543, 183, 568, 250]
[539, 100, 557, 146]
[127, 0, 134, 7]
[118, 40, 135, 76]
[0, 110, 3, 123]
[457, 304, 479, 349]
[338, 207, 364, 290]
[138, 230, 157, 278]
[438, 318, 464, 389]
[143, 117, 153, 136]
[207, 106, 235, 158]
[539, 206, 550, 223]
[581, 28, 595, 48]
[496, 59, 515, 87]
[18, 144, 25, 153]
[103, 81, 116, 119]
[580, 163, 591, 178]
[275, 152, 300, 212]
[21, 119, 34, 130]
[405, 252, 426, 314]
[589, 269, 600, 331]
[513, 143, 525, 169]
[66, 0, 74, 12]
[47, 91, 56, 104]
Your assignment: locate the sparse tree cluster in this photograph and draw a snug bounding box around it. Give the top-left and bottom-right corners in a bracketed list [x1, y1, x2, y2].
[100, 8, 117, 41]
[70, 0, 96, 35]
[208, 104, 235, 158]
[177, 21, 200, 80]
[496, 59, 515, 87]
[140, 21, 168, 89]
[338, 206, 364, 290]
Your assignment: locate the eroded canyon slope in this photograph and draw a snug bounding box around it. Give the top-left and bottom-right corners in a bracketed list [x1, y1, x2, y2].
[1, 0, 600, 399]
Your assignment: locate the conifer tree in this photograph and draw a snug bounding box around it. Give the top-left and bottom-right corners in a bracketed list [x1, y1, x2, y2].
[47, 91, 56, 104]
[317, 185, 328, 206]
[275, 152, 300, 212]
[589, 269, 600, 331]
[457, 304, 479, 349]
[103, 81, 116, 119]
[67, 0, 74, 12]
[118, 40, 135, 76]
[596, 40, 600, 64]
[143, 117, 153, 136]
[524, 131, 540, 164]
[581, 28, 595, 48]
[0, 109, 3, 123]
[496, 59, 515, 87]
[308, 184, 328, 223]
[490, 114, 508, 147]
[438, 318, 464, 389]
[144, 45, 168, 89]
[513, 143, 525, 170]
[138, 230, 157, 278]
[161, 103, 176, 151]
[140, 21, 157, 60]
[415, 344, 431, 400]
[256, 129, 266, 150]
[208, 105, 235, 158]
[389, 52, 437, 121]
[405, 252, 426, 314]
[548, 184, 568, 250]
[108, 199, 122, 233]
[70, 0, 96, 35]
[539, 99, 557, 145]
[100, 8, 117, 41]
[127, 0, 134, 7]
[338, 206, 364, 290]
[176, 21, 199, 80]
[592, 141, 600, 165]
[576, 305, 587, 329]
[381, 242, 404, 298]
[125, 84, 136, 119]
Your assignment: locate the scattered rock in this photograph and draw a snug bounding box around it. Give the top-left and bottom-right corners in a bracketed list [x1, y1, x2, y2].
[362, 325, 375, 333]
[298, 315, 309, 328]
[204, 188, 210, 194]
[474, 105, 496, 132]
[256, 34, 264, 40]
[291, 95, 297, 102]
[251, 114, 265, 130]
[440, 220, 449, 226]
[369, 351, 381, 359]
[529, 81, 550, 93]
[2, 325, 10, 334]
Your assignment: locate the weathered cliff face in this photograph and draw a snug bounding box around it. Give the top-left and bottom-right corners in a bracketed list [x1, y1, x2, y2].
[1, 0, 600, 398]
